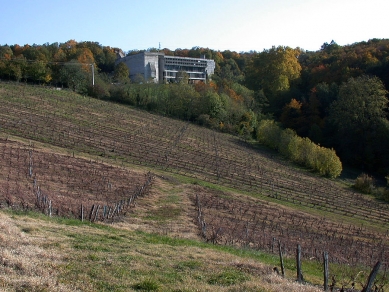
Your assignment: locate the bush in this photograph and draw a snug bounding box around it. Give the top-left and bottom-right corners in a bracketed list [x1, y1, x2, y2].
[375, 187, 389, 202]
[315, 147, 343, 178]
[256, 120, 342, 178]
[354, 173, 375, 194]
[197, 114, 211, 126]
[256, 120, 282, 150]
[278, 128, 295, 157]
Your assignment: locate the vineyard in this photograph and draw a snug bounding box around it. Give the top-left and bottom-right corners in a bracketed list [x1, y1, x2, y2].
[0, 137, 154, 222]
[1, 82, 389, 274]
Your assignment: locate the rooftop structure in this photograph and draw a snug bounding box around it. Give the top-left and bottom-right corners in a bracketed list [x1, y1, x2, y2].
[115, 52, 215, 83]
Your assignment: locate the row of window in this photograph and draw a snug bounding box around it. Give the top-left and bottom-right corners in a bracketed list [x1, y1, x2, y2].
[164, 65, 206, 72]
[164, 58, 207, 67]
[164, 72, 205, 78]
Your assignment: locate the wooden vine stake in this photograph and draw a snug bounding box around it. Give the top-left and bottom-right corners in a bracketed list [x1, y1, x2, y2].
[323, 251, 329, 291]
[296, 244, 303, 283]
[362, 261, 381, 292]
[278, 240, 285, 277]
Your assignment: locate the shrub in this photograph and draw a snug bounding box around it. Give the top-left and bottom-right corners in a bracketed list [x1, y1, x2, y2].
[256, 120, 282, 150]
[278, 128, 296, 157]
[256, 120, 342, 178]
[315, 147, 343, 178]
[375, 187, 389, 202]
[354, 173, 375, 194]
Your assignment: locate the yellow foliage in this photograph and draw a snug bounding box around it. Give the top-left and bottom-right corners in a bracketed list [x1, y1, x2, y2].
[258, 120, 342, 178]
[76, 48, 95, 72]
[44, 73, 52, 83]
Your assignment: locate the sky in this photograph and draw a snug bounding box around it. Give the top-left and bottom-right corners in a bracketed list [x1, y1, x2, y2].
[1, 0, 388, 53]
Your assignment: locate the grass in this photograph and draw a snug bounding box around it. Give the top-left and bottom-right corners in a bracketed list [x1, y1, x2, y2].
[0, 209, 328, 292]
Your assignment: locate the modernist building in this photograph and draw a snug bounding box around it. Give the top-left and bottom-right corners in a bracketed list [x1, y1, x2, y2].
[115, 52, 215, 83]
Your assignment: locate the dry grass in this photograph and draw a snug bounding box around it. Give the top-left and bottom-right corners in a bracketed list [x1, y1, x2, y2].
[0, 213, 75, 291]
[0, 210, 326, 292]
[261, 274, 323, 292]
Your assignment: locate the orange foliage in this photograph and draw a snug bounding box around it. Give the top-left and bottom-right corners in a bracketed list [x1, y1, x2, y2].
[194, 81, 207, 93]
[208, 81, 218, 91]
[310, 64, 331, 84]
[194, 81, 217, 94]
[226, 88, 243, 102]
[53, 48, 66, 62]
[288, 98, 302, 110]
[12, 45, 25, 57]
[64, 39, 78, 48]
[3, 53, 12, 60]
[174, 49, 189, 57]
[76, 48, 95, 71]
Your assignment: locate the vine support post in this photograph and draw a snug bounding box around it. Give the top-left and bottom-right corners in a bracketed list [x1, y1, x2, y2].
[323, 251, 329, 291]
[362, 261, 381, 292]
[296, 244, 303, 283]
[278, 240, 285, 277]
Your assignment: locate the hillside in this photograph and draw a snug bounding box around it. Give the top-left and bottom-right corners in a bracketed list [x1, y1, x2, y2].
[1, 82, 388, 291]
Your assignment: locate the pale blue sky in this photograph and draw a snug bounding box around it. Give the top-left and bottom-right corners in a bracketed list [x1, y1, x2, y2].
[1, 0, 388, 52]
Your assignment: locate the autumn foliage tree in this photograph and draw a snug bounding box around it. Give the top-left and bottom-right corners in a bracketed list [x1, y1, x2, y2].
[245, 46, 302, 112]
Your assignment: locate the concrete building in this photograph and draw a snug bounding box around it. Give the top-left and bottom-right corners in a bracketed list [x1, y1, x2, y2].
[115, 52, 215, 83]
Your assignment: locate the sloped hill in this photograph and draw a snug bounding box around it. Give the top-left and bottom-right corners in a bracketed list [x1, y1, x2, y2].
[0, 82, 388, 290]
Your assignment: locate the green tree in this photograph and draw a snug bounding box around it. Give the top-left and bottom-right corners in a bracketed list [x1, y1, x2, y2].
[26, 60, 51, 83]
[238, 110, 257, 138]
[59, 60, 89, 92]
[4, 57, 27, 81]
[113, 62, 130, 83]
[175, 71, 189, 84]
[329, 75, 388, 170]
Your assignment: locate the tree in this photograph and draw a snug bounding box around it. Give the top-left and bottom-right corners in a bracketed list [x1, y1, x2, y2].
[280, 98, 304, 131]
[113, 62, 130, 83]
[101, 47, 117, 72]
[175, 70, 189, 84]
[26, 60, 51, 83]
[329, 75, 389, 170]
[3, 57, 27, 81]
[238, 110, 257, 138]
[245, 46, 302, 98]
[0, 45, 13, 59]
[59, 60, 89, 92]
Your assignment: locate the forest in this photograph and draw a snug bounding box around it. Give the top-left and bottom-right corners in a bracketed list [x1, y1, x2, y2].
[0, 39, 388, 179]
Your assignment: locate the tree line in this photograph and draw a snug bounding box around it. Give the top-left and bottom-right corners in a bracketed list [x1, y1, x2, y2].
[1, 39, 388, 178]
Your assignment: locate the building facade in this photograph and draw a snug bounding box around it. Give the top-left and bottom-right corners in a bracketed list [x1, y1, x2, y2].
[115, 52, 215, 83]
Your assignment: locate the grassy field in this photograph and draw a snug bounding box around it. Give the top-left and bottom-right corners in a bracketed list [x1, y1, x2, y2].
[0, 82, 388, 291]
[1, 209, 330, 292]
